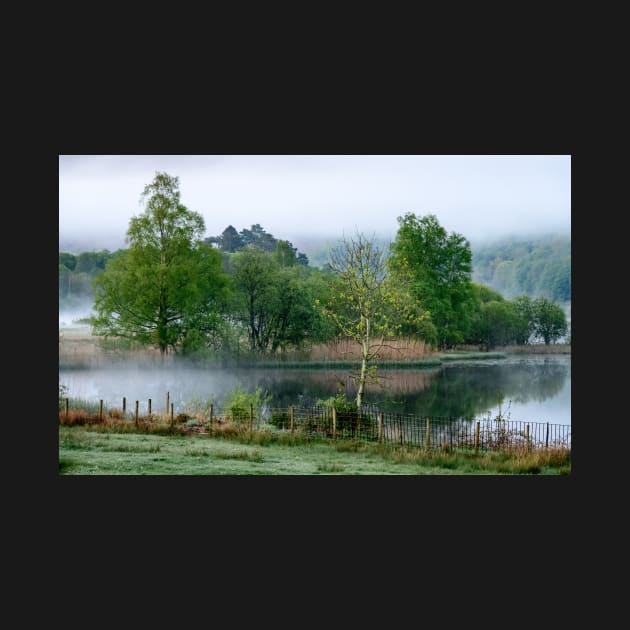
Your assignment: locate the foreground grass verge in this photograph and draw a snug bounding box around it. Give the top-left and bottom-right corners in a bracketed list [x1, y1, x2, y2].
[58, 425, 570, 475]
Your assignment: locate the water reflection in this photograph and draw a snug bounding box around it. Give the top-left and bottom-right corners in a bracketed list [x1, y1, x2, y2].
[59, 355, 570, 426]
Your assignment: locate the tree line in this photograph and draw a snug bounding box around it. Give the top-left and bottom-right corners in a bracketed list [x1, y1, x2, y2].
[62, 173, 569, 367]
[472, 234, 570, 303]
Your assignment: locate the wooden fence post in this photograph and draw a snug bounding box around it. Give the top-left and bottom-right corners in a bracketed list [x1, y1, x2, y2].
[525, 424, 530, 451]
[377, 413, 383, 443]
[250, 403, 254, 431]
[210, 404, 213, 424]
[135, 400, 139, 426]
[171, 403, 174, 424]
[148, 399, 151, 416]
[99, 399, 103, 421]
[545, 422, 549, 449]
[166, 391, 170, 417]
[332, 407, 336, 440]
[425, 417, 430, 450]
[65, 397, 69, 418]
[474, 421, 480, 451]
[122, 397, 126, 415]
[290, 406, 295, 434]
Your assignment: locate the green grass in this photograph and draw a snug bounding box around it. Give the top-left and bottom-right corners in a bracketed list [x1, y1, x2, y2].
[58, 426, 569, 475]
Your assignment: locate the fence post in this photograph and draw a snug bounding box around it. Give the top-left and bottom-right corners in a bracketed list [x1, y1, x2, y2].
[332, 407, 336, 440]
[250, 403, 254, 431]
[166, 391, 170, 417]
[122, 397, 126, 416]
[425, 417, 430, 451]
[65, 397, 69, 418]
[475, 421, 480, 451]
[148, 399, 151, 416]
[210, 404, 213, 424]
[525, 424, 530, 451]
[171, 403, 174, 424]
[99, 399, 103, 421]
[545, 422, 549, 449]
[377, 413, 383, 443]
[135, 400, 139, 426]
[290, 406, 295, 434]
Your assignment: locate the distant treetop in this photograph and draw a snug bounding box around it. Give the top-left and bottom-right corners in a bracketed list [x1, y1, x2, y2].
[204, 223, 309, 265]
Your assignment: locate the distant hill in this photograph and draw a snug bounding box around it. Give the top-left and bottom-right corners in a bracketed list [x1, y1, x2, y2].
[471, 234, 570, 303]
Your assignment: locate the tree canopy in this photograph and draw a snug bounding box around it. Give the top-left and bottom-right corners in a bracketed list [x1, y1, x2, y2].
[389, 213, 474, 348]
[92, 172, 229, 355]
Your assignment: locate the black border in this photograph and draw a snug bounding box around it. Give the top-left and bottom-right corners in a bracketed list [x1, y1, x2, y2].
[41, 101, 585, 567]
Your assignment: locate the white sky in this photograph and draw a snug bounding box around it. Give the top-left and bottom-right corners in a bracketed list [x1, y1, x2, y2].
[59, 155, 571, 253]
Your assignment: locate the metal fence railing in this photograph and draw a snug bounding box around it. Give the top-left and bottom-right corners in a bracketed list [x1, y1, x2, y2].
[59, 396, 571, 453]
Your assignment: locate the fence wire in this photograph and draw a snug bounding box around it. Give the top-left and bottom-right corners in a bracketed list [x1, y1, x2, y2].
[59, 398, 571, 452]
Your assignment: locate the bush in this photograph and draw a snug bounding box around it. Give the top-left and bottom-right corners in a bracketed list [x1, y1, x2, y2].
[269, 410, 291, 429]
[315, 394, 377, 439]
[222, 386, 270, 425]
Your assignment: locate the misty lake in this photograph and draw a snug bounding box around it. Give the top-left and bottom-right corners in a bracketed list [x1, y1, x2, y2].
[59, 354, 570, 427]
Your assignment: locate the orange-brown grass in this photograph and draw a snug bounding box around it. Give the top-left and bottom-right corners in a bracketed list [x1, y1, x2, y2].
[307, 338, 434, 361]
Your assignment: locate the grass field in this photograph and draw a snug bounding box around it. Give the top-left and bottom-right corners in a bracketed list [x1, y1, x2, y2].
[58, 426, 570, 475]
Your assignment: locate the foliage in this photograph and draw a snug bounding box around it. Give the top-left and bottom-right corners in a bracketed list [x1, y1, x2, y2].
[531, 297, 568, 344]
[472, 234, 570, 302]
[205, 222, 309, 264]
[231, 247, 323, 353]
[319, 233, 430, 407]
[91, 172, 230, 355]
[315, 393, 375, 436]
[59, 249, 115, 307]
[222, 386, 271, 423]
[390, 213, 475, 348]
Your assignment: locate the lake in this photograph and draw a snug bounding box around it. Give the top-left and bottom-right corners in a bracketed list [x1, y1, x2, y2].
[59, 354, 570, 427]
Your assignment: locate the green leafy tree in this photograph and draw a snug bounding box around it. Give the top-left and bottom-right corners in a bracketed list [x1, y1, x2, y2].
[59, 252, 77, 271]
[469, 300, 518, 350]
[231, 248, 319, 353]
[240, 223, 277, 251]
[319, 233, 429, 408]
[275, 239, 298, 267]
[217, 225, 244, 252]
[511, 295, 535, 344]
[532, 297, 567, 344]
[92, 172, 229, 355]
[390, 213, 474, 348]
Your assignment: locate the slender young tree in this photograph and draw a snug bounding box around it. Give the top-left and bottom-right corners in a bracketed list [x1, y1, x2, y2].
[319, 233, 428, 408]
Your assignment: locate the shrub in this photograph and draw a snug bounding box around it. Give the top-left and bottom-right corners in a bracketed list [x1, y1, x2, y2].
[316, 394, 377, 439]
[222, 386, 270, 425]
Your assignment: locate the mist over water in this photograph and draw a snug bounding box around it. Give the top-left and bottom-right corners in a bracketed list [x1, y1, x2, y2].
[58, 354, 570, 426]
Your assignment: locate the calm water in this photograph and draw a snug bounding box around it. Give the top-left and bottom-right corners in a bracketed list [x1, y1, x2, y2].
[59, 354, 570, 426]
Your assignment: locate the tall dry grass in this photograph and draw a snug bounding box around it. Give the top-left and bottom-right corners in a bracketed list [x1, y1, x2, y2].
[308, 338, 434, 361]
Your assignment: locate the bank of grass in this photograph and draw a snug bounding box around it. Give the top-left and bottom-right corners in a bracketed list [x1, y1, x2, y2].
[58, 425, 570, 475]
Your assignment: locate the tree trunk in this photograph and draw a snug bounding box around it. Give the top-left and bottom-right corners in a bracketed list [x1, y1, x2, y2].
[356, 347, 368, 409]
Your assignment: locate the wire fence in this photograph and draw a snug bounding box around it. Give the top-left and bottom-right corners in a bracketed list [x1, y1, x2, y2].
[59, 394, 571, 453]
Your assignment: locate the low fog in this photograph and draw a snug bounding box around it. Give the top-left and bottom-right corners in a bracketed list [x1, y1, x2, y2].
[60, 155, 571, 251]
[58, 356, 570, 425]
[59, 300, 95, 328]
